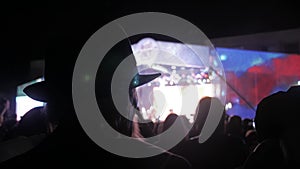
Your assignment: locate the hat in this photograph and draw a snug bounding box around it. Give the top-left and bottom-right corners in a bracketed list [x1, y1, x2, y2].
[23, 34, 83, 103]
[24, 36, 161, 103]
[129, 73, 161, 90]
[23, 81, 48, 102]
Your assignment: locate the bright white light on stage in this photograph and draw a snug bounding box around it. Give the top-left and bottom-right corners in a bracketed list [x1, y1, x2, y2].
[225, 102, 232, 111]
[298, 81, 300, 85]
[152, 86, 182, 121]
[16, 77, 45, 121]
[15, 96, 44, 121]
[151, 84, 215, 122]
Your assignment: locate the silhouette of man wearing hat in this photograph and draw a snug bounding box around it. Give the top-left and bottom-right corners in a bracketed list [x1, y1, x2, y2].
[0, 25, 191, 168]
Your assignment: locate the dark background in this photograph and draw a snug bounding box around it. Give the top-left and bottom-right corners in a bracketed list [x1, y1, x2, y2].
[1, 1, 299, 102]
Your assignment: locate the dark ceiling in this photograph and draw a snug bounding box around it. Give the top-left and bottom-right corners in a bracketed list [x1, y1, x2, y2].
[1, 1, 300, 85]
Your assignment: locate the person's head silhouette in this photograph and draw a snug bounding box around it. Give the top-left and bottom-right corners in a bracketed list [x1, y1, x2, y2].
[24, 34, 160, 137]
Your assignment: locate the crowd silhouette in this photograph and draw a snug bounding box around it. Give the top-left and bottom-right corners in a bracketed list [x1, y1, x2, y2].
[0, 32, 300, 169]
